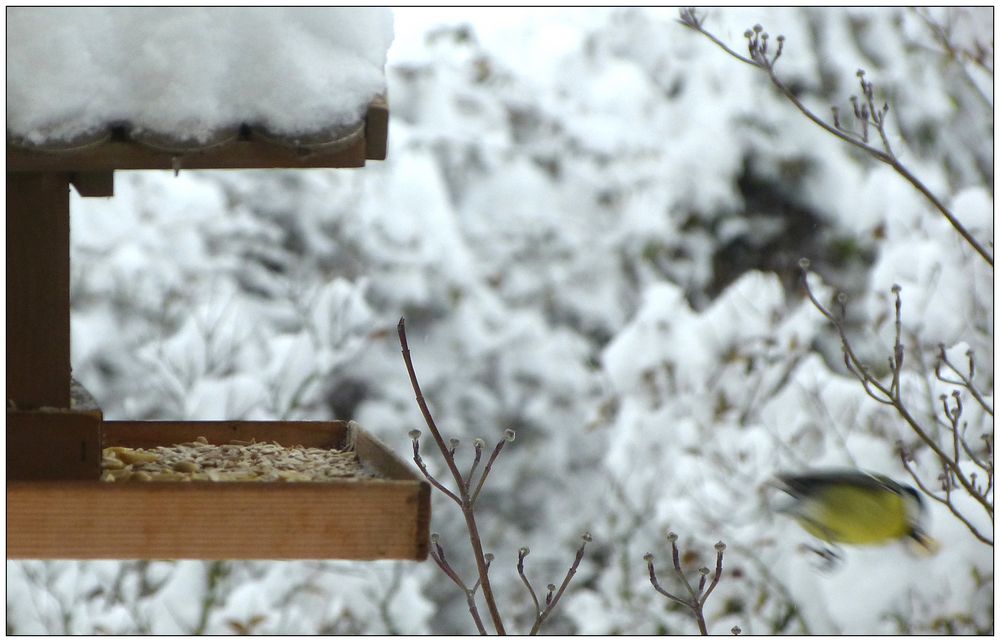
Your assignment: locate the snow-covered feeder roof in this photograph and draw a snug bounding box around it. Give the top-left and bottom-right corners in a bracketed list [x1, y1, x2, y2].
[7, 7, 393, 153]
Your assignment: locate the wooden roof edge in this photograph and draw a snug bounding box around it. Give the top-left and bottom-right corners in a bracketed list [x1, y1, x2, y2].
[7, 96, 388, 172]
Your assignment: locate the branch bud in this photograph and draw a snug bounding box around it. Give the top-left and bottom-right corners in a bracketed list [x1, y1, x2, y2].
[408, 429, 421, 441]
[715, 541, 727, 552]
[666, 531, 679, 543]
[504, 428, 516, 442]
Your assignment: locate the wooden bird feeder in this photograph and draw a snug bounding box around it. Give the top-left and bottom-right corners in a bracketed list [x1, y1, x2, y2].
[7, 96, 431, 561]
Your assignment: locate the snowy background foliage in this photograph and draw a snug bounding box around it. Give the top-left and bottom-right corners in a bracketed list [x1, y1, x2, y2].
[7, 7, 993, 635]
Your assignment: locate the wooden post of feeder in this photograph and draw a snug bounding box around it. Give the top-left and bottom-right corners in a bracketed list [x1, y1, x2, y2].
[7, 171, 73, 408]
[7, 170, 108, 480]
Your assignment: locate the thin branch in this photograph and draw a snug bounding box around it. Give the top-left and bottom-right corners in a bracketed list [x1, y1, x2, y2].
[429, 536, 472, 592]
[398, 318, 507, 635]
[528, 533, 591, 635]
[429, 535, 489, 636]
[957, 427, 990, 472]
[679, 8, 993, 266]
[410, 435, 461, 505]
[465, 438, 486, 493]
[470, 552, 493, 594]
[936, 345, 994, 416]
[645, 534, 728, 635]
[670, 537, 699, 604]
[470, 433, 512, 506]
[517, 547, 541, 619]
[644, 553, 692, 605]
[701, 545, 726, 602]
[912, 7, 994, 107]
[465, 594, 488, 636]
[900, 451, 993, 545]
[800, 270, 993, 538]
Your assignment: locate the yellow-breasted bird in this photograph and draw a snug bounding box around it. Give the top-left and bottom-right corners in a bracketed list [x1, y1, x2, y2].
[774, 469, 938, 554]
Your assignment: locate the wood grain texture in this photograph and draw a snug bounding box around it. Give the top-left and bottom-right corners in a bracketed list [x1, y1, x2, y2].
[6, 172, 72, 408]
[7, 480, 426, 559]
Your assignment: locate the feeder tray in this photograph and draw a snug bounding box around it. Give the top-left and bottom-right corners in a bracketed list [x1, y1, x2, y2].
[6, 95, 431, 560]
[7, 418, 430, 560]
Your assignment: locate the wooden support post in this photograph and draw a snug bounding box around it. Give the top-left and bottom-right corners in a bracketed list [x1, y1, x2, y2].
[365, 95, 388, 161]
[7, 172, 72, 409]
[7, 410, 102, 480]
[70, 171, 115, 197]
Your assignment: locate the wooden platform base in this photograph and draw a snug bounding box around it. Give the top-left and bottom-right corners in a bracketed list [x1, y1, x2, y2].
[6, 419, 430, 560]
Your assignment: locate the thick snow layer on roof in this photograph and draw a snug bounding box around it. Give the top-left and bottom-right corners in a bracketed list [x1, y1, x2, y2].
[6, 7, 393, 144]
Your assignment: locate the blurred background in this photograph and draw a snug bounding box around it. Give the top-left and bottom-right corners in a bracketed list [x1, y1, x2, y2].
[7, 7, 993, 634]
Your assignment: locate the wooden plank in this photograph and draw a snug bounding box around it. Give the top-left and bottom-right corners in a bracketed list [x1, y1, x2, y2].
[353, 422, 417, 481]
[7, 480, 427, 559]
[354, 423, 432, 560]
[8, 132, 368, 172]
[7, 410, 102, 480]
[70, 171, 114, 197]
[6, 172, 71, 408]
[365, 95, 389, 161]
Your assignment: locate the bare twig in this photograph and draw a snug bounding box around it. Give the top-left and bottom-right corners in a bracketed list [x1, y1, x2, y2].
[466, 438, 486, 493]
[398, 318, 588, 635]
[678, 8, 993, 266]
[936, 345, 994, 417]
[471, 431, 514, 506]
[912, 8, 994, 79]
[799, 265, 994, 542]
[517, 547, 541, 619]
[645, 533, 728, 635]
[409, 432, 461, 505]
[428, 533, 490, 635]
[899, 449, 993, 545]
[528, 533, 592, 635]
[398, 318, 506, 635]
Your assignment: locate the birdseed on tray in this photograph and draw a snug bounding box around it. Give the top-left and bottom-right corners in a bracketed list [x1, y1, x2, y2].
[101, 436, 378, 482]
